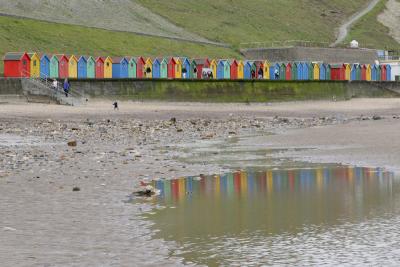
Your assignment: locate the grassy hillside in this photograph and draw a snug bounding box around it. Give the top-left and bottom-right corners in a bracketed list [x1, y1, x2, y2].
[0, 0, 213, 44]
[345, 0, 400, 49]
[136, 0, 367, 47]
[0, 16, 239, 74]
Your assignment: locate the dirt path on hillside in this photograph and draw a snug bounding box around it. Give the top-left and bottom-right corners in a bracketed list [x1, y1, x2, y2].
[378, 0, 400, 44]
[331, 0, 380, 47]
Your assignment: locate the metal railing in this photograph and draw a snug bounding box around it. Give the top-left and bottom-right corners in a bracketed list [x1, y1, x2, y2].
[21, 71, 86, 106]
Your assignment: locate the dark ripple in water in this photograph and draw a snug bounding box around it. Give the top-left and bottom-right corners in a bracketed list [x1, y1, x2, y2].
[140, 166, 400, 266]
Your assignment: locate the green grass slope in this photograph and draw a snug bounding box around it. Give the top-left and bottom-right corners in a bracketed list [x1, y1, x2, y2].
[345, 0, 400, 49]
[0, 16, 239, 74]
[136, 0, 367, 47]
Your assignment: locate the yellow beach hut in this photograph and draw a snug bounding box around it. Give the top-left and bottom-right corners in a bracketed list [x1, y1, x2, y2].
[28, 52, 41, 78]
[366, 64, 372, 81]
[313, 63, 320, 80]
[237, 60, 244, 79]
[174, 57, 182, 79]
[104, 56, 113, 78]
[210, 59, 217, 79]
[263, 60, 270, 80]
[68, 55, 78, 78]
[144, 58, 153, 78]
[344, 63, 351, 81]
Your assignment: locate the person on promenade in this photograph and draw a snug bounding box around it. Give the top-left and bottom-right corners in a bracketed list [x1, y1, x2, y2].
[63, 78, 70, 97]
[52, 79, 58, 91]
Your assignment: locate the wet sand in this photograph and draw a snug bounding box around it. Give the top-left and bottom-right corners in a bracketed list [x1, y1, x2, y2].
[1, 98, 400, 266]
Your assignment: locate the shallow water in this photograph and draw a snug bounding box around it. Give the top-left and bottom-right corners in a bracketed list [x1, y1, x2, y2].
[141, 166, 400, 266]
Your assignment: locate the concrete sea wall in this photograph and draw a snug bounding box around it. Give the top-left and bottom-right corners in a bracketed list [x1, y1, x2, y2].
[0, 78, 399, 103]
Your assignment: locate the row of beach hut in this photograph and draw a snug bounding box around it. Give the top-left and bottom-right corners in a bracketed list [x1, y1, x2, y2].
[3, 52, 394, 81]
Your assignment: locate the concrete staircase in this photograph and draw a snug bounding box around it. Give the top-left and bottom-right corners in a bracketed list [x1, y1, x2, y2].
[21, 73, 86, 106]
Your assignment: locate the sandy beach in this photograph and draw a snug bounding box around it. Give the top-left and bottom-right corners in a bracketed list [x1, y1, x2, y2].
[1, 98, 400, 266]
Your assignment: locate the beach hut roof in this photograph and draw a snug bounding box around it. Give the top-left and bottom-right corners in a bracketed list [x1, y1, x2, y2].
[3, 52, 28, 61]
[111, 57, 127, 63]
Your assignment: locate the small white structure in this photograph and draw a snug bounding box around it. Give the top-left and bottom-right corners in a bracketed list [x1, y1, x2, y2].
[350, 40, 359, 48]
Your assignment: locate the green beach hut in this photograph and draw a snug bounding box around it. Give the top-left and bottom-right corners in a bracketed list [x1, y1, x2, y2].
[160, 58, 168, 78]
[128, 57, 137, 78]
[50, 55, 59, 78]
[190, 59, 197, 79]
[87, 56, 95, 78]
[292, 62, 298, 80]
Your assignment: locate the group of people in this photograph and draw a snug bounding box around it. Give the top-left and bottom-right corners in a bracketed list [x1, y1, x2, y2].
[52, 78, 70, 97]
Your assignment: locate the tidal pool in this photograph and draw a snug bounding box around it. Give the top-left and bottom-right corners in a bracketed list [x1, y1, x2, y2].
[140, 166, 400, 266]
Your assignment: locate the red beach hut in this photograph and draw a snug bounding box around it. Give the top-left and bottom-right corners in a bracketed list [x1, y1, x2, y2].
[230, 59, 238, 80]
[136, 57, 146, 78]
[167, 57, 177, 78]
[95, 57, 105, 78]
[193, 58, 210, 79]
[381, 65, 387, 81]
[361, 64, 367, 81]
[330, 64, 345, 81]
[3, 52, 31, 77]
[57, 54, 69, 79]
[286, 62, 292, 80]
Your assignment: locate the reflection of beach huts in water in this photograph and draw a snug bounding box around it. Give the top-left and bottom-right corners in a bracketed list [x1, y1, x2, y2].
[151, 167, 395, 202]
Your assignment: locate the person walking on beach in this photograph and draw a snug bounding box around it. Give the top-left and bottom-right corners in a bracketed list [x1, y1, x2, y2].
[63, 78, 70, 97]
[113, 101, 119, 110]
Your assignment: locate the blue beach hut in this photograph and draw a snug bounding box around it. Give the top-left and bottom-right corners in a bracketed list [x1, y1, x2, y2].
[77, 56, 87, 79]
[181, 57, 190, 79]
[387, 65, 392, 81]
[112, 57, 129, 78]
[371, 64, 378, 81]
[217, 60, 226, 79]
[302, 62, 310, 80]
[244, 61, 252, 79]
[152, 58, 161, 79]
[296, 62, 303, 80]
[350, 64, 358, 81]
[319, 63, 326, 80]
[40, 54, 50, 78]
